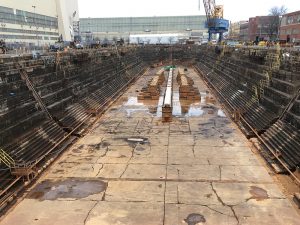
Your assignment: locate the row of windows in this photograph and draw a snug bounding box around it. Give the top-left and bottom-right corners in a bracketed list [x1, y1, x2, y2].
[281, 28, 300, 35]
[0, 6, 13, 14]
[284, 15, 300, 25]
[82, 16, 206, 24]
[0, 27, 58, 36]
[0, 6, 58, 29]
[81, 26, 204, 33]
[288, 15, 300, 24]
[82, 22, 204, 27]
[80, 17, 206, 33]
[81, 24, 205, 32]
[0, 34, 58, 40]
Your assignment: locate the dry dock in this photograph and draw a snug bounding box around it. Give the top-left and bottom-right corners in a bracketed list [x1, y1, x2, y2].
[1, 67, 299, 225]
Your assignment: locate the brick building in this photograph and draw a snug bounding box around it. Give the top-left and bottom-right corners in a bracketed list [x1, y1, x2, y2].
[248, 16, 279, 41]
[279, 10, 300, 43]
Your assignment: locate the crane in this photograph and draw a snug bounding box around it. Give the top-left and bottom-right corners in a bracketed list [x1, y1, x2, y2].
[200, 0, 229, 43]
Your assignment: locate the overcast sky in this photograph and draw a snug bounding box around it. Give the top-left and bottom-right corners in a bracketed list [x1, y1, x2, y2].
[78, 0, 299, 22]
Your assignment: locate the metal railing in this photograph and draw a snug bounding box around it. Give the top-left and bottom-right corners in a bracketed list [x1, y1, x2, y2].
[0, 148, 15, 168]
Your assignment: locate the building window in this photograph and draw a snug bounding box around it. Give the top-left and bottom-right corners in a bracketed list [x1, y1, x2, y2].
[0, 34, 57, 40]
[0, 6, 58, 29]
[287, 16, 293, 24]
[0, 27, 58, 36]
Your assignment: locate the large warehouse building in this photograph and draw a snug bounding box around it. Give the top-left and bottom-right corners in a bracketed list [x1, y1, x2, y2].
[0, 0, 79, 46]
[80, 15, 207, 43]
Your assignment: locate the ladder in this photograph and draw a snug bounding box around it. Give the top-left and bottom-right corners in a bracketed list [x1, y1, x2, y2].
[16, 63, 53, 120]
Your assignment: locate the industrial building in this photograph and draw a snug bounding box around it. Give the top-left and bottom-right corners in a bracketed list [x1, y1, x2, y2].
[80, 15, 207, 42]
[0, 0, 79, 46]
[280, 10, 300, 43]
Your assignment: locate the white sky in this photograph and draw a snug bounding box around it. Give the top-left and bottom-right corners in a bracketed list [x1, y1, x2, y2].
[78, 0, 299, 22]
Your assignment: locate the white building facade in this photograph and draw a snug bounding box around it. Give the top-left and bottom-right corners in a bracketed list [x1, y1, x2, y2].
[56, 0, 79, 42]
[0, 0, 79, 46]
[80, 16, 207, 42]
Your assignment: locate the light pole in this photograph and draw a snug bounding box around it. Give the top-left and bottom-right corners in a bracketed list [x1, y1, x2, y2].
[32, 5, 39, 49]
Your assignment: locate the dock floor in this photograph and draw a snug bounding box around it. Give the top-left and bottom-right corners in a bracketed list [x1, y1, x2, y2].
[1, 67, 300, 225]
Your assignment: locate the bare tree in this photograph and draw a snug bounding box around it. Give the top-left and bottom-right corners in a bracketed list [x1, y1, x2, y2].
[146, 39, 151, 45]
[268, 5, 287, 40]
[168, 36, 174, 44]
[269, 5, 287, 16]
[136, 37, 141, 44]
[157, 37, 162, 44]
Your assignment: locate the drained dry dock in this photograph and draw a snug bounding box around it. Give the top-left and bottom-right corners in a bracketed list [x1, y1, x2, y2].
[1, 67, 299, 225]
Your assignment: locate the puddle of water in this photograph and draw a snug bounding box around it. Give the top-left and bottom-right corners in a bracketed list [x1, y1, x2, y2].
[89, 140, 110, 150]
[123, 94, 161, 116]
[217, 109, 226, 117]
[28, 179, 107, 200]
[172, 103, 182, 116]
[122, 97, 151, 117]
[172, 91, 182, 116]
[135, 146, 146, 151]
[124, 97, 144, 106]
[156, 96, 164, 117]
[186, 106, 204, 117]
[248, 186, 269, 201]
[200, 92, 207, 104]
[125, 108, 149, 117]
[184, 213, 206, 225]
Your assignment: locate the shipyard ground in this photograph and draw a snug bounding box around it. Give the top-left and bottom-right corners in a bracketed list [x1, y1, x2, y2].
[1, 67, 299, 225]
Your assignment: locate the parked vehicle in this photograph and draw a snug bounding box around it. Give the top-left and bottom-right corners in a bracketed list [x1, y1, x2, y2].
[75, 43, 84, 49]
[225, 41, 241, 47]
[49, 44, 64, 52]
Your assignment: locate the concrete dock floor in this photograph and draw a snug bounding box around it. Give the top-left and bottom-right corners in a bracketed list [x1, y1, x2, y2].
[1, 67, 300, 225]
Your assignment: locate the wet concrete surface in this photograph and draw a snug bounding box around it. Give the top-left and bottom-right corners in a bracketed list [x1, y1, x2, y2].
[1, 67, 300, 225]
[184, 213, 206, 225]
[27, 179, 107, 201]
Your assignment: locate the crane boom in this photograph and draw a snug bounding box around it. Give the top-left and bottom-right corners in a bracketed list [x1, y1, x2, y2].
[203, 0, 215, 20]
[202, 0, 229, 42]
